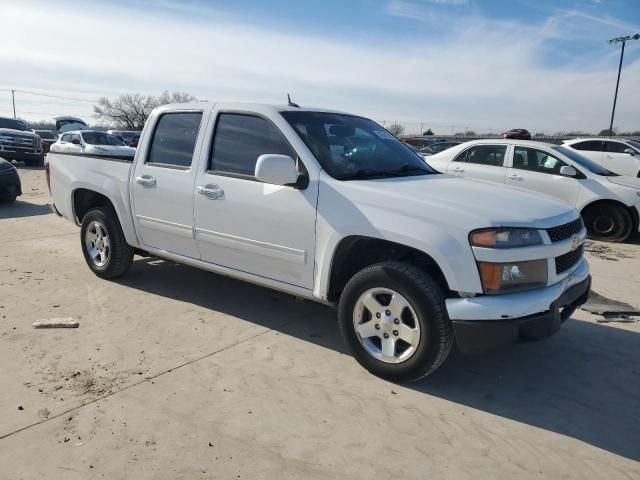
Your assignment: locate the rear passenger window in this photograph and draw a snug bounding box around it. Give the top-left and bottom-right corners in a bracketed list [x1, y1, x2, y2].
[455, 145, 507, 167]
[61, 134, 71, 142]
[573, 141, 602, 151]
[210, 113, 295, 176]
[147, 112, 202, 168]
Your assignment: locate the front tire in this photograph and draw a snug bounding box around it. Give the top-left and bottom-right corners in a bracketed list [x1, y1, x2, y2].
[582, 203, 632, 243]
[80, 207, 134, 278]
[338, 262, 453, 382]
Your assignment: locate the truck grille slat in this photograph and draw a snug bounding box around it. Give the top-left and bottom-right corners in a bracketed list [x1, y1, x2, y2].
[546, 218, 583, 242]
[555, 245, 583, 274]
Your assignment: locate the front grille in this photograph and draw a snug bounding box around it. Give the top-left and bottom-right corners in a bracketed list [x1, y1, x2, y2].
[547, 218, 583, 242]
[555, 245, 583, 274]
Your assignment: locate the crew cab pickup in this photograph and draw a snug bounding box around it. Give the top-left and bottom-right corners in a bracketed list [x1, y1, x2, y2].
[48, 102, 591, 381]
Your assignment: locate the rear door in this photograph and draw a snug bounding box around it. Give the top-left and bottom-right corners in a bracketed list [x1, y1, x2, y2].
[193, 111, 317, 289]
[507, 145, 580, 206]
[131, 110, 205, 258]
[602, 140, 639, 176]
[446, 144, 509, 184]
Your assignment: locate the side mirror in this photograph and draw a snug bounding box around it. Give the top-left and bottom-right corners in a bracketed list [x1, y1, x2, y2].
[255, 154, 300, 187]
[71, 139, 81, 145]
[624, 148, 635, 156]
[559, 165, 577, 177]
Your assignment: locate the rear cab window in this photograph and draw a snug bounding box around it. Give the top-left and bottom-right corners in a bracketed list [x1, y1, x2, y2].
[147, 112, 203, 169]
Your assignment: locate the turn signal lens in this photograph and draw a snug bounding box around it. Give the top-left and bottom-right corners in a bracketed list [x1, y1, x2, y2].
[470, 230, 497, 247]
[478, 262, 501, 292]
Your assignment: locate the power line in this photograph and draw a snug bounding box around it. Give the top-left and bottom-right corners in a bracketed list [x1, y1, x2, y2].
[13, 89, 96, 103]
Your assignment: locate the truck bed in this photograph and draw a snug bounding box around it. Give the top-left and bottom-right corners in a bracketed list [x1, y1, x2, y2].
[48, 151, 139, 246]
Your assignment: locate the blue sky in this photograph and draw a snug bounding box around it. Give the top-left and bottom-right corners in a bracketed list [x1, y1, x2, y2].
[0, 0, 639, 133]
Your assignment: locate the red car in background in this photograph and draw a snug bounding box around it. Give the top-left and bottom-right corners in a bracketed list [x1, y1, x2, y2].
[502, 128, 532, 140]
[34, 130, 59, 154]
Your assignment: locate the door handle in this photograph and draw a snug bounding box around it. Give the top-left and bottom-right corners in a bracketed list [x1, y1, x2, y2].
[452, 167, 465, 173]
[604, 155, 613, 159]
[509, 174, 523, 181]
[136, 175, 156, 188]
[197, 184, 224, 200]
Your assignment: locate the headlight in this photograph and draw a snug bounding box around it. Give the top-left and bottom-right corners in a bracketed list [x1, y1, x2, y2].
[476, 260, 547, 294]
[470, 227, 546, 294]
[470, 228, 542, 248]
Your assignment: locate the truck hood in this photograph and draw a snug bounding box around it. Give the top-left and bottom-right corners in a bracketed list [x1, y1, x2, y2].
[339, 173, 577, 230]
[0, 128, 38, 138]
[607, 175, 640, 190]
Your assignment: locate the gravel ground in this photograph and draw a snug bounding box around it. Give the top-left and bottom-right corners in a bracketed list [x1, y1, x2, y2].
[1, 166, 639, 479]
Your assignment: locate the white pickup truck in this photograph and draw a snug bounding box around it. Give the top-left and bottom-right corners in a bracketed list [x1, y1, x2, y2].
[48, 102, 591, 381]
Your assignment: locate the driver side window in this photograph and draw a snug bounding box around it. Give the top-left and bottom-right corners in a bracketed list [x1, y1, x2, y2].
[512, 147, 568, 175]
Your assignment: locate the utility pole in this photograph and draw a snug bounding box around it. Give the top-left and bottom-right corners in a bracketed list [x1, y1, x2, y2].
[608, 33, 639, 134]
[11, 89, 16, 118]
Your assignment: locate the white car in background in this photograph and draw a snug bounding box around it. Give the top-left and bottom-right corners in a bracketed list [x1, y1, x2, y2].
[426, 139, 640, 242]
[50, 130, 136, 158]
[563, 138, 640, 177]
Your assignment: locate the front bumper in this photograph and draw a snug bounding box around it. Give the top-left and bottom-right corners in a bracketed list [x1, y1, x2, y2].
[0, 170, 22, 199]
[447, 259, 591, 354]
[0, 147, 42, 162]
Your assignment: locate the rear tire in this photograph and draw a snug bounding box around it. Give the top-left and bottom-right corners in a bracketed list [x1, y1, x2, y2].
[80, 207, 134, 278]
[582, 203, 632, 243]
[338, 261, 453, 382]
[1, 196, 17, 203]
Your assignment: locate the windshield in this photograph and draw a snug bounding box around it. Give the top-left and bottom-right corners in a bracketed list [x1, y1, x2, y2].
[627, 139, 640, 150]
[281, 112, 435, 180]
[36, 131, 56, 140]
[552, 146, 617, 176]
[0, 118, 29, 131]
[81, 132, 125, 146]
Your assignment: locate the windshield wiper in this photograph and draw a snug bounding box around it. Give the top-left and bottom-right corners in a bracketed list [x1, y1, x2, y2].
[339, 163, 431, 180]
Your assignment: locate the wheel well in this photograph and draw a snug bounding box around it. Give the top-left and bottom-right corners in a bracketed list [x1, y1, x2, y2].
[327, 236, 449, 302]
[73, 189, 114, 223]
[581, 199, 638, 231]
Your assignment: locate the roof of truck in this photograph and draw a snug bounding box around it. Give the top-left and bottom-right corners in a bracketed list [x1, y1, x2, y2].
[156, 101, 350, 116]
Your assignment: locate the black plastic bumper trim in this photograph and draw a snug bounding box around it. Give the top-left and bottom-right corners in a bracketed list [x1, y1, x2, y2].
[452, 276, 591, 354]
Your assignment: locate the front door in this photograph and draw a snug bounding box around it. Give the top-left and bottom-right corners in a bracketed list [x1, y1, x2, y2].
[602, 140, 639, 176]
[507, 145, 580, 206]
[131, 110, 205, 258]
[193, 111, 318, 289]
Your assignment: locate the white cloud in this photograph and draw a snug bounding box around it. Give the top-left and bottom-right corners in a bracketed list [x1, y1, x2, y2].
[0, 0, 638, 133]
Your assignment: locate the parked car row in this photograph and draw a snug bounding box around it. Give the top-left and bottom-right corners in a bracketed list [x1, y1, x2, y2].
[426, 139, 640, 242]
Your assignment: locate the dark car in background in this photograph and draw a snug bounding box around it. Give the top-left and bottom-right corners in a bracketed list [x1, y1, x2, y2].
[0, 117, 44, 167]
[502, 128, 532, 140]
[106, 130, 140, 146]
[0, 157, 21, 203]
[34, 130, 58, 154]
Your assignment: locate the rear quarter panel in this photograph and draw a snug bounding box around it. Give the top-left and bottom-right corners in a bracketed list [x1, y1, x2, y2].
[49, 152, 139, 247]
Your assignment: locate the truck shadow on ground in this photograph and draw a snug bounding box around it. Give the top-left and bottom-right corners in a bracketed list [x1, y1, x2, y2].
[118, 256, 640, 462]
[0, 201, 52, 219]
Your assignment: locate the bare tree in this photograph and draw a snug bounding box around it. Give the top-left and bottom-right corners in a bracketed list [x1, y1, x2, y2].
[387, 122, 405, 137]
[93, 91, 197, 129]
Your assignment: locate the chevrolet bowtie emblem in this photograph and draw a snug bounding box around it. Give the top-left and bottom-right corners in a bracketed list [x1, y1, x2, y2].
[571, 236, 581, 251]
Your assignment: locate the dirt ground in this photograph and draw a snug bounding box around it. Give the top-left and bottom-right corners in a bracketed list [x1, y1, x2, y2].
[1, 167, 639, 479]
